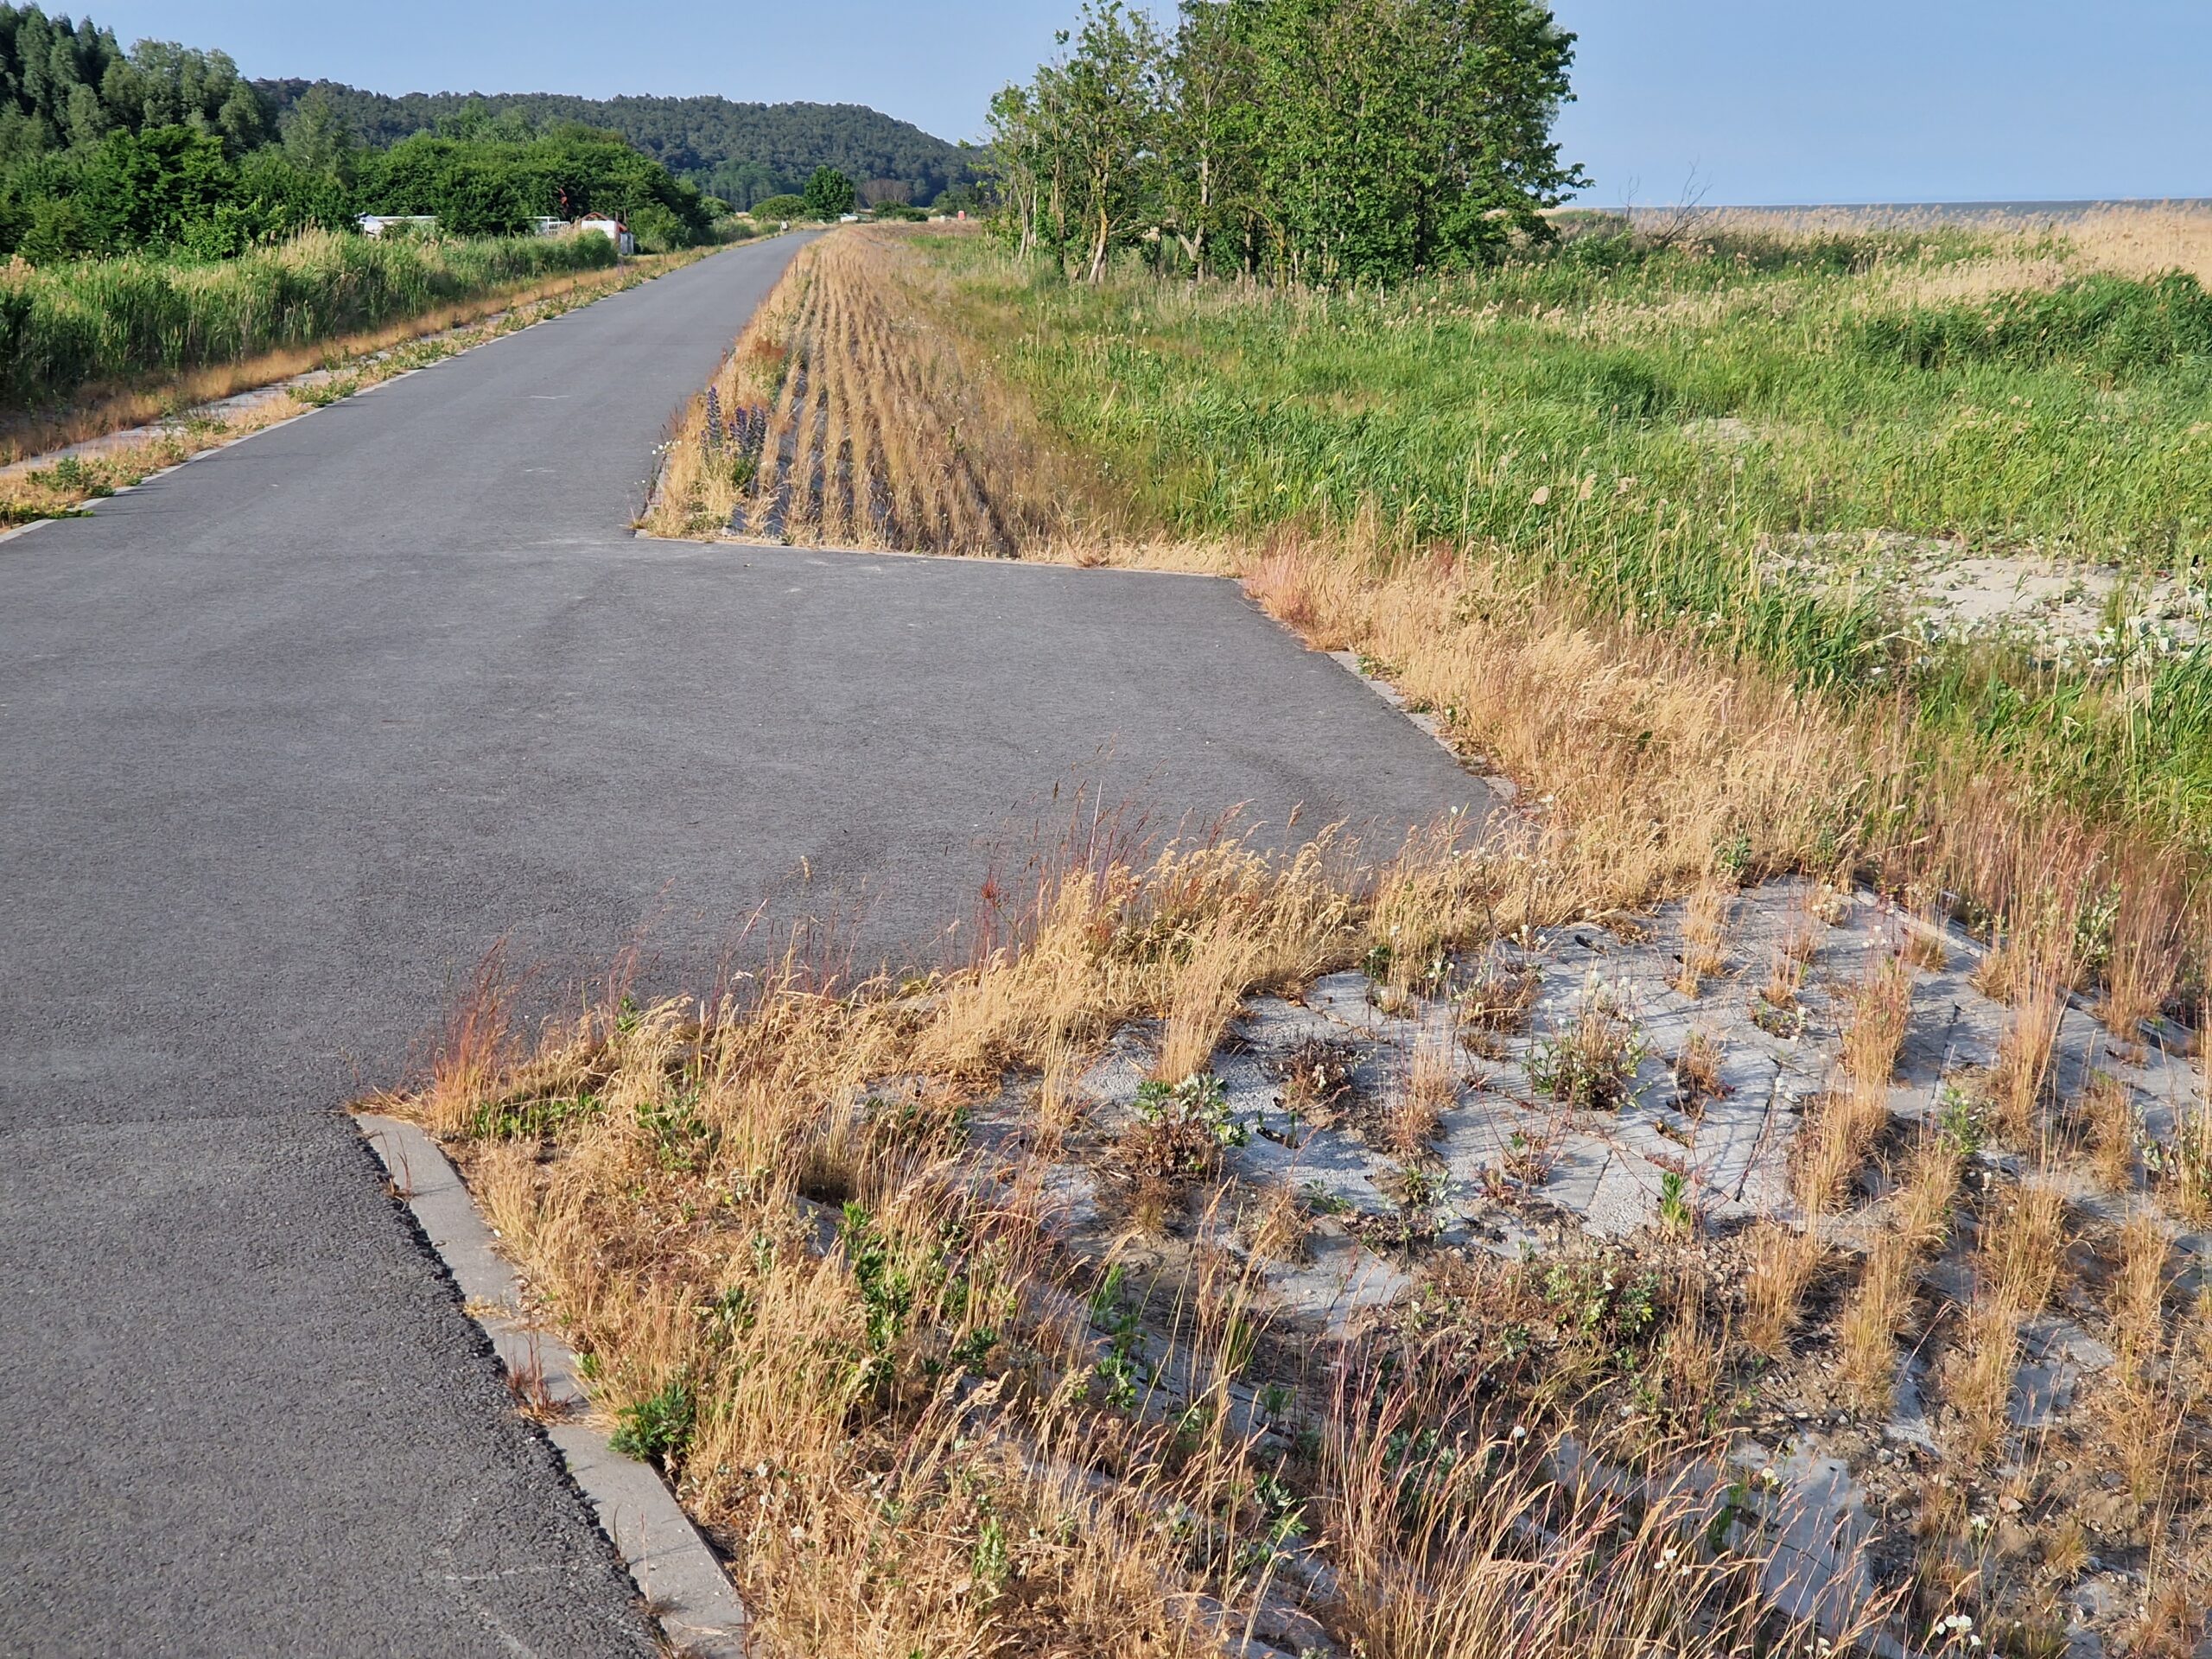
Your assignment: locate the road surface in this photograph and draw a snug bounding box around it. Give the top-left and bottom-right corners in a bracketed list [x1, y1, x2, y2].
[0, 234, 1485, 1654]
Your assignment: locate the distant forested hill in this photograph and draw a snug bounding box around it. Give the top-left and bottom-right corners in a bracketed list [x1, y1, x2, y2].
[256, 82, 978, 208]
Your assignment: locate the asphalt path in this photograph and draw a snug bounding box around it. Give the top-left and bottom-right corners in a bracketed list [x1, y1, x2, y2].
[0, 234, 1487, 1654]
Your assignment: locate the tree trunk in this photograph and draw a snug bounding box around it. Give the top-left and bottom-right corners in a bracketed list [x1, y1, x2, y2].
[1088, 196, 1109, 283]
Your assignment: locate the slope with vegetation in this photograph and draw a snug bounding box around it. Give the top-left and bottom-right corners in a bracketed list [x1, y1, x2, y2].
[257, 80, 981, 212]
[0, 240, 694, 516]
[0, 226, 617, 422]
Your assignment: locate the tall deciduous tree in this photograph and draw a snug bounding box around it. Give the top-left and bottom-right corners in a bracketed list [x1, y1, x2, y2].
[988, 0, 1585, 284]
[1159, 0, 1258, 277]
[1056, 1, 1169, 283]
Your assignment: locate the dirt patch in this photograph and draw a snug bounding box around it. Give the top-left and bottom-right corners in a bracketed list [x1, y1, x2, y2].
[1765, 528, 2207, 671]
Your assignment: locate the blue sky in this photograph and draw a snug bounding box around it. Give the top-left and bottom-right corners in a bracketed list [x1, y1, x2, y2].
[87, 1, 2210, 204]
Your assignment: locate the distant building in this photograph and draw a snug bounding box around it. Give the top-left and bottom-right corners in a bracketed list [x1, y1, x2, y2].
[575, 214, 636, 255]
[357, 213, 438, 238]
[529, 216, 565, 238]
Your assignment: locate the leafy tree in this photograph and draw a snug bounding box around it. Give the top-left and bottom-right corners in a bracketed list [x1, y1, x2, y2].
[76, 124, 238, 251]
[1053, 2, 1169, 281]
[990, 0, 1586, 283]
[1242, 0, 1583, 279]
[352, 126, 713, 245]
[802, 164, 854, 218]
[1159, 0, 1259, 276]
[95, 35, 269, 156]
[983, 84, 1046, 253]
[750, 191, 805, 222]
[0, 6, 271, 162]
[15, 187, 85, 259]
[278, 85, 354, 181]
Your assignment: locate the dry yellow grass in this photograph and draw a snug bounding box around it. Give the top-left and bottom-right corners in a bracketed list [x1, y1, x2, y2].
[375, 827, 1888, 1657]
[2082, 1071, 2139, 1191]
[646, 227, 1128, 551]
[1155, 920, 1264, 1083]
[1741, 1220, 1824, 1357]
[1243, 1178, 1309, 1263]
[1838, 1138, 1961, 1409]
[1948, 1181, 2068, 1465]
[1673, 877, 1733, 996]
[1989, 917, 2079, 1149]
[1797, 945, 1917, 1212]
[1388, 1027, 1459, 1159]
[1657, 201, 2212, 294]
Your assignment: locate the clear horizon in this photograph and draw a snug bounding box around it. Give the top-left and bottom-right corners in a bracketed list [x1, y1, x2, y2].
[74, 0, 2212, 205]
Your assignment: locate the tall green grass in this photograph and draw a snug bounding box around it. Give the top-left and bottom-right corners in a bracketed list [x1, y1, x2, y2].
[0, 228, 620, 409]
[925, 227, 2212, 846]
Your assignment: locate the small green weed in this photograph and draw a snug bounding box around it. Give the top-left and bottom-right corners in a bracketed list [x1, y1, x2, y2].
[1123, 1072, 1248, 1184]
[638, 1087, 710, 1171]
[470, 1090, 600, 1141]
[1658, 1168, 1694, 1231]
[1527, 977, 1649, 1111]
[608, 1379, 694, 1471]
[1936, 1080, 1987, 1154]
[294, 376, 359, 407]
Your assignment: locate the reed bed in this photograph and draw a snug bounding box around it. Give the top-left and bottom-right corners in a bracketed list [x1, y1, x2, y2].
[0, 227, 618, 414]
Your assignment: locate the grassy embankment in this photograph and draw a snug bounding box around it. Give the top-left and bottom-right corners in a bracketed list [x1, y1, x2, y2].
[413, 214, 2212, 1655]
[0, 228, 727, 522]
[643, 228, 1123, 551]
[932, 212, 2212, 859]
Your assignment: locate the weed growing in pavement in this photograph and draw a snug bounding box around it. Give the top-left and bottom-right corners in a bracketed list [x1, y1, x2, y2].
[1123, 1072, 1246, 1189]
[1527, 972, 1649, 1111]
[1269, 1035, 1360, 1130]
[1669, 1027, 1728, 1112]
[469, 1090, 601, 1141]
[377, 809, 2212, 1653]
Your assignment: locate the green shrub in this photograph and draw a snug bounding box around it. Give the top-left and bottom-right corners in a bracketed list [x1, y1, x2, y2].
[803, 166, 855, 219]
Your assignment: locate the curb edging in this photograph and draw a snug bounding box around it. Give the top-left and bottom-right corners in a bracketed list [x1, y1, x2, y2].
[356, 1114, 750, 1659]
